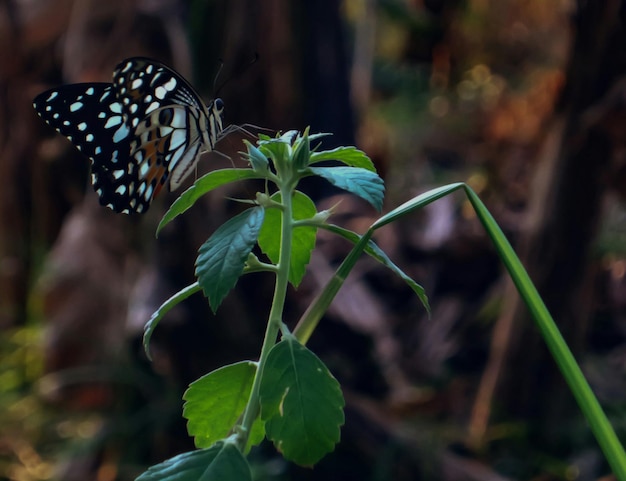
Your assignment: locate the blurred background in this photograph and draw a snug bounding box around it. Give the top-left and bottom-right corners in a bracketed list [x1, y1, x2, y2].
[1, 0, 626, 480]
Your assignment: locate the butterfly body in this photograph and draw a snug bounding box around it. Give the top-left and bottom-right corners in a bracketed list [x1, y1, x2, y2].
[33, 58, 225, 214]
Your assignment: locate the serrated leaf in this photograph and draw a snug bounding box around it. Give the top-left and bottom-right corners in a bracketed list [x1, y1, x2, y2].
[258, 191, 317, 287]
[157, 169, 261, 236]
[183, 362, 264, 450]
[195, 207, 265, 312]
[259, 336, 344, 466]
[143, 283, 203, 360]
[309, 146, 375, 171]
[243, 141, 269, 172]
[135, 442, 251, 481]
[321, 224, 430, 314]
[309, 166, 385, 211]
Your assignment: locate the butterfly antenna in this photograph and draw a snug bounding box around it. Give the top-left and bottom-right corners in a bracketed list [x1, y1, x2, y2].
[215, 52, 259, 97]
[212, 58, 225, 96]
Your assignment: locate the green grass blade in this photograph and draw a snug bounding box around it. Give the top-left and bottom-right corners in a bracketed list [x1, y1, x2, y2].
[294, 180, 626, 478]
[463, 185, 626, 479]
[293, 231, 373, 345]
[372, 182, 465, 229]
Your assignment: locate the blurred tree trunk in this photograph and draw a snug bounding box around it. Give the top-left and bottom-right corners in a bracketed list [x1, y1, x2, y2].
[0, 1, 36, 328]
[501, 0, 626, 447]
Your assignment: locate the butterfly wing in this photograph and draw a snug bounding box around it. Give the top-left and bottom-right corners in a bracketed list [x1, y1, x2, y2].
[33, 84, 141, 213]
[33, 57, 225, 214]
[113, 58, 221, 192]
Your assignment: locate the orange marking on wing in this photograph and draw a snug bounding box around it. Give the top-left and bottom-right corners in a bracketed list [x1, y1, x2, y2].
[137, 138, 170, 201]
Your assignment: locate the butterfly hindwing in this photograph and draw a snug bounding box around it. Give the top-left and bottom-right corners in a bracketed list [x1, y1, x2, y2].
[33, 84, 140, 213]
[33, 84, 130, 166]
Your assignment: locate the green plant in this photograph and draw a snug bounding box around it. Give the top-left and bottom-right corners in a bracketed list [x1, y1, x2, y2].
[137, 130, 626, 481]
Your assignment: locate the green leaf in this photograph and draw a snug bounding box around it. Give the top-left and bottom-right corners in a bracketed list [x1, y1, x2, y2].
[292, 132, 310, 170]
[195, 207, 265, 312]
[309, 146, 375, 172]
[258, 137, 290, 164]
[321, 224, 430, 314]
[243, 141, 269, 173]
[258, 191, 317, 287]
[143, 282, 203, 360]
[308, 132, 332, 143]
[157, 169, 262, 236]
[135, 442, 251, 481]
[309, 166, 384, 211]
[183, 362, 264, 450]
[259, 336, 344, 466]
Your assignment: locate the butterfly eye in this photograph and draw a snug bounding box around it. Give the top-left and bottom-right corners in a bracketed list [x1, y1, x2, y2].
[33, 57, 226, 214]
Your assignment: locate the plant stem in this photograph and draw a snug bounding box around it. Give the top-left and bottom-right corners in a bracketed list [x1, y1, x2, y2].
[237, 181, 295, 450]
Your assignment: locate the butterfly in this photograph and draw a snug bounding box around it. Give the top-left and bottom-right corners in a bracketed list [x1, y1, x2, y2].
[33, 57, 226, 214]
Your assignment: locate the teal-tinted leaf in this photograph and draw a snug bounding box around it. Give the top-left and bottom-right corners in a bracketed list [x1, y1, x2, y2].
[309, 166, 384, 211]
[259, 336, 344, 466]
[195, 207, 265, 312]
[308, 132, 332, 143]
[143, 282, 202, 360]
[184, 362, 264, 450]
[157, 169, 261, 236]
[278, 130, 298, 144]
[243, 141, 269, 173]
[321, 224, 430, 314]
[309, 146, 375, 171]
[135, 442, 251, 481]
[258, 191, 317, 287]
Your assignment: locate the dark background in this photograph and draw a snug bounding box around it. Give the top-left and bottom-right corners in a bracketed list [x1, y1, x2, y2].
[1, 1, 626, 480]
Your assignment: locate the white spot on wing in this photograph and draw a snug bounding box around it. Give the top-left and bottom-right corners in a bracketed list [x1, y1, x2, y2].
[155, 86, 167, 100]
[104, 116, 122, 129]
[146, 101, 160, 114]
[164, 77, 177, 91]
[113, 125, 129, 143]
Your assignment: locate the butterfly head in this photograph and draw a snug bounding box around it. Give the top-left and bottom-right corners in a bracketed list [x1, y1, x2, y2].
[208, 98, 225, 143]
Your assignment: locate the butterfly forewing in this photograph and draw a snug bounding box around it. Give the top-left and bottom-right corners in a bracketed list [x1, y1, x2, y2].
[33, 84, 140, 213]
[33, 57, 225, 214]
[113, 58, 215, 195]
